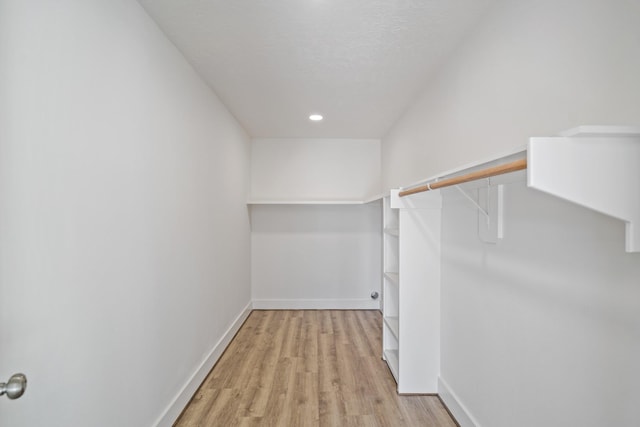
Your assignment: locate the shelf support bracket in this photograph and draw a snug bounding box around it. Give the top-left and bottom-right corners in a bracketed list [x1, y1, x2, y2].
[528, 126, 640, 253]
[455, 182, 504, 244]
[454, 185, 489, 218]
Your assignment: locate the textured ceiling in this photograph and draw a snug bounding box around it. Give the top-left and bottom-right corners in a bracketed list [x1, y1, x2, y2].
[138, 0, 495, 138]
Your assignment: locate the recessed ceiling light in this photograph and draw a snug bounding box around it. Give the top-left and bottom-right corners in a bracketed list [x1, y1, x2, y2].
[309, 114, 323, 121]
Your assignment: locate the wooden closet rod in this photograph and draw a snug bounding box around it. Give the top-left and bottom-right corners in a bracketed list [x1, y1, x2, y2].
[399, 158, 527, 197]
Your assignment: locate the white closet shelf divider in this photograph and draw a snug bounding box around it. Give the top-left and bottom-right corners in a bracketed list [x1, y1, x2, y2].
[381, 189, 441, 394]
[528, 126, 640, 252]
[247, 199, 364, 205]
[383, 349, 399, 381]
[384, 227, 399, 236]
[246, 193, 384, 205]
[384, 316, 400, 339]
[384, 272, 399, 283]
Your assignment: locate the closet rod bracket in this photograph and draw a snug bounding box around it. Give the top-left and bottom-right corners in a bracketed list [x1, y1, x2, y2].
[454, 182, 505, 244]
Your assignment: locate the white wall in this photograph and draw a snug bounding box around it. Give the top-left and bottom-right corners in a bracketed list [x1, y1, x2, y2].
[441, 182, 640, 427]
[250, 138, 382, 309]
[251, 203, 381, 309]
[0, 1, 251, 426]
[251, 138, 381, 201]
[381, 0, 640, 426]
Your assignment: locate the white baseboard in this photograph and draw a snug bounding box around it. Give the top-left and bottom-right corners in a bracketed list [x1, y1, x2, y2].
[438, 377, 481, 427]
[252, 298, 380, 310]
[153, 301, 253, 427]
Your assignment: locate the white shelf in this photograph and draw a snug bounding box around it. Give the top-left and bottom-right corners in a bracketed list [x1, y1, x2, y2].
[384, 227, 399, 236]
[247, 193, 384, 205]
[247, 199, 366, 205]
[384, 316, 399, 340]
[528, 126, 640, 252]
[383, 349, 399, 382]
[381, 191, 441, 394]
[363, 193, 386, 204]
[558, 125, 640, 138]
[382, 194, 400, 388]
[384, 272, 399, 283]
[394, 125, 640, 252]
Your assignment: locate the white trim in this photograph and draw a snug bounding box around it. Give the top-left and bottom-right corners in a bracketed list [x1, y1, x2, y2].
[362, 192, 386, 204]
[438, 377, 481, 427]
[246, 196, 384, 205]
[153, 301, 253, 427]
[557, 125, 640, 137]
[252, 298, 380, 310]
[247, 199, 367, 205]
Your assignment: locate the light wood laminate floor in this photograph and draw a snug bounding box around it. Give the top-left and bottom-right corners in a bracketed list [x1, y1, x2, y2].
[175, 310, 457, 426]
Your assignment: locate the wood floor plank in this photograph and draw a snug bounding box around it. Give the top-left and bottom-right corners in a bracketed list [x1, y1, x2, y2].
[175, 310, 457, 427]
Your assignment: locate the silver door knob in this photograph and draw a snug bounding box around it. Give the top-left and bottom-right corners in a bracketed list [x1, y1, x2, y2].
[0, 373, 27, 400]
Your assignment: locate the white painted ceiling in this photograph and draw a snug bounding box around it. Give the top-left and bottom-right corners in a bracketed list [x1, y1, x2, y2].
[138, 0, 495, 138]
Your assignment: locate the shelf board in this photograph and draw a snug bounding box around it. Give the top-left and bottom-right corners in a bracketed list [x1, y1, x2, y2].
[384, 272, 399, 283]
[247, 194, 385, 205]
[529, 126, 640, 252]
[384, 316, 399, 340]
[363, 193, 385, 204]
[383, 227, 399, 236]
[558, 125, 640, 138]
[383, 349, 399, 383]
[247, 199, 366, 205]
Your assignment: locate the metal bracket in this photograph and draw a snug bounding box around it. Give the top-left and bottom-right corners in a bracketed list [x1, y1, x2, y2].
[455, 185, 489, 218]
[455, 181, 504, 244]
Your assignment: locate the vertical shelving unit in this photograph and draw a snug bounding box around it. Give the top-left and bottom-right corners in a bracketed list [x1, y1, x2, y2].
[382, 190, 442, 394]
[382, 195, 400, 381]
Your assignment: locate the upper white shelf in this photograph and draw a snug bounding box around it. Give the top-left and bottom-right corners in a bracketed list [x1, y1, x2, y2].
[528, 126, 640, 253]
[396, 125, 640, 253]
[247, 200, 364, 205]
[247, 193, 385, 205]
